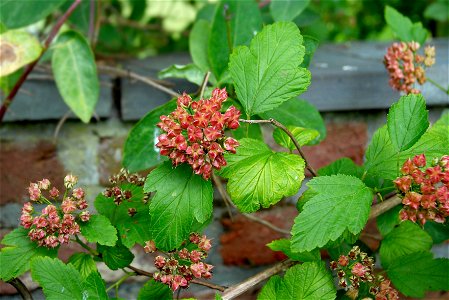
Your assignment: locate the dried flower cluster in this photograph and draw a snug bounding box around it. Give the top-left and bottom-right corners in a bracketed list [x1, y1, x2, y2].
[330, 246, 399, 300]
[103, 168, 146, 206]
[384, 42, 435, 94]
[144, 233, 213, 291]
[394, 154, 449, 225]
[156, 88, 240, 180]
[20, 175, 90, 248]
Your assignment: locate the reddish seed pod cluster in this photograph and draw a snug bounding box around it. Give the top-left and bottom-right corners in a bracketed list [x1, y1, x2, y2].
[394, 154, 449, 225]
[20, 175, 90, 248]
[384, 42, 435, 94]
[156, 88, 240, 180]
[144, 233, 213, 291]
[330, 246, 399, 300]
[103, 168, 146, 206]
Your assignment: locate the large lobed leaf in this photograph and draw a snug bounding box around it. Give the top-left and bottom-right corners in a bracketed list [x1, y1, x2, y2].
[219, 138, 305, 213]
[144, 162, 213, 251]
[291, 174, 373, 252]
[229, 22, 311, 116]
[97, 242, 134, 270]
[68, 253, 98, 280]
[137, 279, 172, 300]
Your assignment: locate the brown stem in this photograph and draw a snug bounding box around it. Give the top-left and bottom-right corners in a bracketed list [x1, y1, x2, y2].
[7, 278, 33, 300]
[88, 0, 95, 43]
[0, 0, 82, 122]
[212, 174, 234, 221]
[368, 195, 402, 220]
[198, 71, 211, 99]
[239, 118, 318, 176]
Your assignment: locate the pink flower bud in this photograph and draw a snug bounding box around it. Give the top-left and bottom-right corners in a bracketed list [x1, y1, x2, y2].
[38, 179, 51, 190]
[28, 183, 41, 201]
[351, 262, 368, 277]
[64, 174, 78, 189]
[144, 240, 157, 253]
[72, 188, 85, 200]
[49, 187, 60, 198]
[79, 211, 90, 222]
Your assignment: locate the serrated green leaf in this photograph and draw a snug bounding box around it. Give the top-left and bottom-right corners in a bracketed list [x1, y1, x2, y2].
[317, 158, 364, 177]
[384, 6, 427, 44]
[301, 35, 319, 68]
[387, 252, 449, 297]
[296, 188, 318, 212]
[387, 94, 429, 151]
[52, 30, 99, 123]
[122, 100, 177, 172]
[230, 22, 310, 116]
[273, 126, 320, 150]
[83, 271, 108, 300]
[97, 242, 134, 270]
[0, 30, 42, 77]
[137, 279, 172, 300]
[95, 183, 151, 248]
[80, 214, 117, 246]
[144, 162, 213, 250]
[270, 0, 310, 22]
[380, 221, 433, 269]
[158, 64, 205, 86]
[267, 239, 320, 262]
[189, 19, 211, 72]
[0, 0, 65, 29]
[424, 222, 449, 244]
[376, 205, 401, 237]
[0, 228, 57, 281]
[219, 138, 305, 213]
[31, 257, 85, 300]
[291, 175, 373, 252]
[258, 275, 283, 299]
[259, 98, 326, 144]
[68, 253, 97, 280]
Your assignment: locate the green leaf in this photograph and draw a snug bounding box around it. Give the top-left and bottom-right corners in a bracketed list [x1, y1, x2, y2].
[387, 252, 449, 297]
[97, 242, 134, 270]
[95, 183, 151, 248]
[291, 175, 373, 252]
[300, 35, 319, 68]
[144, 162, 213, 250]
[122, 100, 177, 172]
[258, 262, 336, 300]
[384, 6, 427, 44]
[62, 0, 90, 34]
[296, 188, 318, 212]
[376, 205, 401, 237]
[424, 222, 449, 244]
[137, 279, 172, 300]
[189, 19, 211, 72]
[0, 0, 65, 29]
[232, 122, 263, 140]
[0, 30, 42, 77]
[219, 138, 305, 213]
[208, 0, 263, 80]
[270, 0, 310, 22]
[80, 214, 117, 246]
[230, 22, 310, 116]
[387, 94, 429, 152]
[259, 98, 326, 143]
[68, 253, 97, 280]
[83, 271, 108, 300]
[52, 30, 99, 123]
[267, 239, 320, 262]
[317, 158, 364, 178]
[273, 126, 320, 151]
[159, 64, 205, 86]
[380, 221, 433, 269]
[0, 228, 57, 281]
[0, 66, 22, 95]
[424, 2, 449, 21]
[31, 257, 85, 300]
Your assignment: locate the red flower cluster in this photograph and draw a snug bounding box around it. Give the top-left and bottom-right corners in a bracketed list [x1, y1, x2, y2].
[145, 233, 213, 291]
[384, 42, 435, 94]
[20, 175, 90, 248]
[330, 246, 399, 300]
[156, 88, 240, 180]
[394, 154, 449, 225]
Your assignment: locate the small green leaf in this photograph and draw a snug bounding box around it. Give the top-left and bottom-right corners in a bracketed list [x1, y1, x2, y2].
[387, 252, 449, 297]
[376, 205, 401, 237]
[258, 275, 282, 299]
[380, 221, 433, 269]
[122, 100, 177, 172]
[68, 253, 97, 280]
[300, 35, 319, 68]
[232, 122, 263, 140]
[270, 0, 311, 22]
[273, 126, 320, 150]
[384, 6, 427, 44]
[219, 138, 305, 213]
[97, 242, 134, 270]
[52, 30, 99, 123]
[189, 19, 211, 72]
[80, 214, 117, 246]
[424, 222, 449, 244]
[83, 271, 108, 300]
[318, 158, 364, 178]
[0, 68, 22, 96]
[230, 22, 310, 116]
[291, 175, 373, 252]
[137, 279, 172, 300]
[387, 94, 429, 151]
[267, 239, 320, 262]
[0, 30, 42, 77]
[424, 2, 449, 21]
[159, 64, 205, 86]
[0, 228, 57, 281]
[144, 162, 213, 250]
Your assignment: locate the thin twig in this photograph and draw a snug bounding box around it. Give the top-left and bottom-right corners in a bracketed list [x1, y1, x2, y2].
[212, 174, 234, 221]
[92, 0, 101, 46]
[88, 0, 95, 43]
[239, 118, 318, 176]
[97, 65, 181, 98]
[7, 278, 33, 300]
[368, 195, 402, 220]
[53, 110, 72, 141]
[198, 71, 211, 99]
[0, 0, 82, 122]
[242, 213, 290, 235]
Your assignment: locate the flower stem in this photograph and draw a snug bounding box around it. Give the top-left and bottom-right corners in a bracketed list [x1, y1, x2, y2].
[427, 77, 449, 95]
[105, 272, 135, 293]
[74, 235, 99, 256]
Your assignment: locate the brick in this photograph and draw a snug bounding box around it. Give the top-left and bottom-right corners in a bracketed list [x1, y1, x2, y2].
[220, 206, 297, 266]
[0, 141, 66, 205]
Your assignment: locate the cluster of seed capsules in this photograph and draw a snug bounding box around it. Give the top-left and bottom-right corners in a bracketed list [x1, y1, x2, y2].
[394, 154, 449, 225]
[156, 88, 240, 180]
[143, 233, 213, 291]
[330, 246, 399, 300]
[20, 175, 90, 248]
[384, 41, 435, 94]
